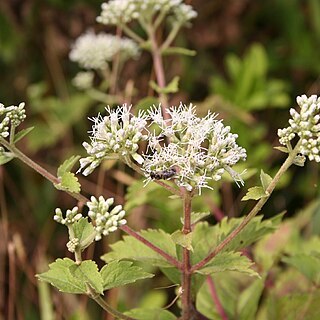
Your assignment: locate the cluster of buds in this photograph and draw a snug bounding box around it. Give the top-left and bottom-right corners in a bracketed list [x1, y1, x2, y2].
[53, 207, 83, 225]
[78, 104, 148, 176]
[96, 0, 197, 27]
[69, 31, 139, 70]
[143, 103, 247, 193]
[0, 102, 26, 138]
[87, 196, 127, 241]
[278, 95, 320, 162]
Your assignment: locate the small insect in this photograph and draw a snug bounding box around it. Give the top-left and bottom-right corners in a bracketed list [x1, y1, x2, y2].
[150, 167, 177, 180]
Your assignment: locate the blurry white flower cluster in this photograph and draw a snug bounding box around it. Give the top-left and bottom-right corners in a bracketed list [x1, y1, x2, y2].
[69, 31, 139, 70]
[87, 196, 127, 241]
[0, 102, 26, 138]
[96, 0, 197, 26]
[278, 95, 320, 162]
[79, 104, 148, 176]
[143, 103, 247, 193]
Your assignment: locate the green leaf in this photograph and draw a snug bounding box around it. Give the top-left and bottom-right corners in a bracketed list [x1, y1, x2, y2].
[101, 229, 178, 268]
[14, 126, 34, 143]
[55, 172, 81, 193]
[36, 258, 86, 294]
[161, 46, 196, 56]
[282, 253, 320, 284]
[57, 155, 81, 177]
[72, 218, 95, 251]
[260, 170, 272, 192]
[241, 186, 267, 201]
[149, 76, 179, 94]
[124, 308, 177, 320]
[196, 251, 259, 277]
[101, 261, 154, 290]
[0, 152, 15, 165]
[69, 260, 104, 295]
[237, 278, 265, 320]
[182, 211, 210, 225]
[274, 146, 289, 153]
[171, 230, 193, 251]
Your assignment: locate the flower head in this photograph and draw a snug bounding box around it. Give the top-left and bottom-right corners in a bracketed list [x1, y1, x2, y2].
[143, 103, 246, 193]
[69, 31, 139, 70]
[0, 102, 26, 138]
[79, 104, 148, 176]
[278, 95, 320, 162]
[87, 196, 127, 241]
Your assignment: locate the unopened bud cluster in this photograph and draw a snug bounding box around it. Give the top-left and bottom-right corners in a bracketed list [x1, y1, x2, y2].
[66, 238, 80, 253]
[0, 102, 26, 138]
[97, 0, 197, 27]
[69, 31, 139, 70]
[53, 207, 83, 225]
[87, 196, 127, 241]
[78, 104, 148, 176]
[278, 95, 320, 162]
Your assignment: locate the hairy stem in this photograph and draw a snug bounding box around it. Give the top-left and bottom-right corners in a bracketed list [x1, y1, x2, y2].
[190, 143, 301, 272]
[181, 190, 193, 319]
[120, 225, 182, 269]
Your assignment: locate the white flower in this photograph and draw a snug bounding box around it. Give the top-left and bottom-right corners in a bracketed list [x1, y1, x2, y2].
[0, 102, 26, 138]
[79, 104, 148, 175]
[143, 103, 246, 193]
[278, 95, 320, 162]
[72, 71, 94, 90]
[69, 31, 139, 70]
[87, 196, 127, 241]
[53, 207, 83, 225]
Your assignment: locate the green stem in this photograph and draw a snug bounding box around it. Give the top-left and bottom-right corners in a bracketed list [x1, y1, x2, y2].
[181, 190, 193, 319]
[121, 23, 145, 44]
[87, 285, 135, 320]
[160, 23, 181, 51]
[190, 142, 302, 273]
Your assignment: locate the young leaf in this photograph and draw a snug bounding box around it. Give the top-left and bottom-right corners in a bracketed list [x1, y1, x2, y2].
[36, 258, 86, 294]
[171, 230, 193, 251]
[149, 76, 179, 94]
[0, 153, 15, 165]
[72, 218, 95, 250]
[161, 47, 196, 56]
[57, 155, 81, 177]
[55, 172, 81, 193]
[196, 251, 259, 278]
[69, 260, 104, 295]
[260, 170, 272, 192]
[124, 308, 177, 320]
[101, 261, 154, 290]
[14, 126, 34, 143]
[186, 211, 211, 225]
[101, 229, 177, 268]
[274, 146, 289, 153]
[241, 186, 267, 201]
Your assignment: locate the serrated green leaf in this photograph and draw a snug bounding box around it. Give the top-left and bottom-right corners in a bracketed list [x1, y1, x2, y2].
[196, 251, 259, 277]
[57, 155, 81, 177]
[101, 261, 154, 290]
[191, 211, 210, 224]
[101, 229, 177, 267]
[260, 170, 272, 192]
[69, 260, 104, 295]
[124, 308, 177, 320]
[149, 76, 179, 94]
[274, 146, 289, 153]
[241, 186, 267, 201]
[0, 152, 15, 165]
[36, 258, 86, 294]
[162, 46, 196, 56]
[282, 253, 320, 284]
[72, 218, 95, 250]
[14, 126, 34, 143]
[237, 278, 265, 320]
[55, 172, 81, 193]
[171, 230, 193, 251]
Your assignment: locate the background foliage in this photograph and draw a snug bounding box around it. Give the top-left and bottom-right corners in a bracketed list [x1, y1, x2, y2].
[0, 0, 319, 319]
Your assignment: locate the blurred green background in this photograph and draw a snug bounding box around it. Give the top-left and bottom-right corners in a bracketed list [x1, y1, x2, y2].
[0, 0, 319, 319]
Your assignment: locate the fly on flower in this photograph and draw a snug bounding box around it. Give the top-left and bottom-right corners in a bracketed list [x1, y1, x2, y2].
[150, 167, 177, 180]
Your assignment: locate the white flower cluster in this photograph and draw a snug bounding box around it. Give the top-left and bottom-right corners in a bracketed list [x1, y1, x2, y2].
[69, 31, 139, 70]
[72, 71, 94, 90]
[97, 0, 196, 26]
[0, 102, 26, 138]
[143, 103, 247, 193]
[278, 95, 320, 162]
[79, 104, 148, 176]
[87, 196, 126, 241]
[54, 206, 83, 225]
